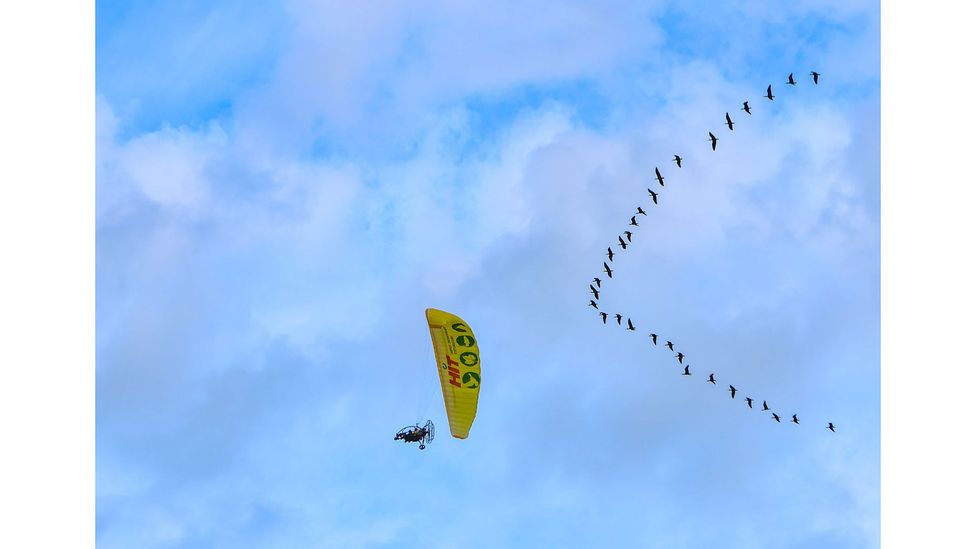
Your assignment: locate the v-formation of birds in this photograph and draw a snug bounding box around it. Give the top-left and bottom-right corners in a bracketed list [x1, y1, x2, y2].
[587, 71, 835, 433]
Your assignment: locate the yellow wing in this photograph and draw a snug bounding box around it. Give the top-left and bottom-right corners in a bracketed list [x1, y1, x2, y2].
[425, 308, 481, 439]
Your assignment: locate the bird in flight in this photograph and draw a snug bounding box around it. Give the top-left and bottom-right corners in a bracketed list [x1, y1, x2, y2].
[827, 422, 836, 433]
[655, 167, 665, 187]
[762, 400, 770, 412]
[648, 189, 658, 204]
[725, 112, 734, 131]
[606, 247, 614, 261]
[617, 236, 628, 249]
[673, 154, 683, 168]
[666, 341, 674, 351]
[729, 385, 737, 399]
[630, 216, 639, 227]
[624, 231, 633, 242]
[604, 262, 613, 278]
[810, 71, 820, 85]
[682, 365, 691, 376]
[772, 413, 781, 423]
[708, 132, 718, 151]
[787, 72, 796, 86]
[636, 206, 647, 216]
[649, 333, 658, 345]
[675, 352, 684, 364]
[765, 84, 775, 100]
[745, 397, 754, 408]
[707, 373, 716, 384]
[615, 313, 623, 325]
[589, 285, 599, 299]
[626, 318, 636, 331]
[592, 277, 601, 288]
[792, 414, 800, 425]
[589, 300, 598, 309]
[742, 101, 752, 115]
[599, 312, 608, 324]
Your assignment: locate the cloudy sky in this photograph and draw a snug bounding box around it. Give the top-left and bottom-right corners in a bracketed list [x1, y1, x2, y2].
[96, 1, 879, 547]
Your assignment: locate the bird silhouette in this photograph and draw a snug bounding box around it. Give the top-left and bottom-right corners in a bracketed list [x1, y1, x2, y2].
[648, 189, 658, 204]
[624, 231, 633, 242]
[787, 72, 796, 85]
[615, 313, 623, 325]
[626, 318, 635, 331]
[636, 206, 647, 216]
[593, 277, 601, 288]
[729, 385, 737, 399]
[589, 285, 599, 299]
[725, 112, 734, 131]
[649, 333, 658, 345]
[810, 71, 820, 85]
[604, 262, 613, 278]
[827, 422, 836, 433]
[600, 312, 608, 324]
[630, 216, 639, 227]
[682, 365, 691, 376]
[765, 84, 775, 100]
[606, 247, 614, 261]
[707, 373, 716, 384]
[772, 413, 781, 423]
[708, 132, 718, 151]
[742, 101, 752, 115]
[675, 352, 684, 364]
[792, 414, 799, 425]
[617, 236, 628, 249]
[589, 300, 598, 309]
[673, 154, 683, 168]
[655, 167, 665, 187]
[745, 397, 754, 408]
[762, 400, 770, 411]
[666, 341, 674, 351]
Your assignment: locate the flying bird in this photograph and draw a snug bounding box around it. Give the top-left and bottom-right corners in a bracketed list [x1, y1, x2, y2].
[745, 397, 754, 408]
[682, 365, 691, 376]
[618, 236, 628, 249]
[673, 154, 682, 168]
[630, 216, 639, 227]
[624, 231, 633, 242]
[708, 132, 718, 151]
[742, 101, 752, 115]
[649, 333, 658, 345]
[599, 312, 608, 324]
[772, 413, 781, 423]
[707, 373, 716, 384]
[729, 385, 737, 399]
[589, 285, 599, 299]
[589, 300, 598, 309]
[675, 352, 684, 364]
[787, 72, 796, 85]
[655, 167, 665, 187]
[792, 414, 800, 425]
[725, 112, 734, 131]
[810, 71, 820, 84]
[604, 262, 613, 278]
[592, 277, 601, 288]
[648, 189, 658, 204]
[606, 247, 614, 261]
[765, 84, 775, 100]
[827, 422, 836, 433]
[615, 313, 623, 325]
[626, 318, 635, 331]
[666, 341, 674, 351]
[762, 400, 770, 411]
[636, 206, 647, 216]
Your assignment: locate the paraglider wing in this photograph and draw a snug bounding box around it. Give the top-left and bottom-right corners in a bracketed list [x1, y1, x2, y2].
[425, 308, 481, 439]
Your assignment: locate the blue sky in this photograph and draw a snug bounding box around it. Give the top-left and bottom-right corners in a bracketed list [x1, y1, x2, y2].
[96, 1, 879, 547]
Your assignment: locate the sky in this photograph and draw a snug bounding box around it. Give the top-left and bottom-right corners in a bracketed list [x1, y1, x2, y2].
[96, 1, 880, 547]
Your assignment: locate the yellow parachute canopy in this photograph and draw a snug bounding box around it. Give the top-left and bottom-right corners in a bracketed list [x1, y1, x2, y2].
[425, 308, 481, 439]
